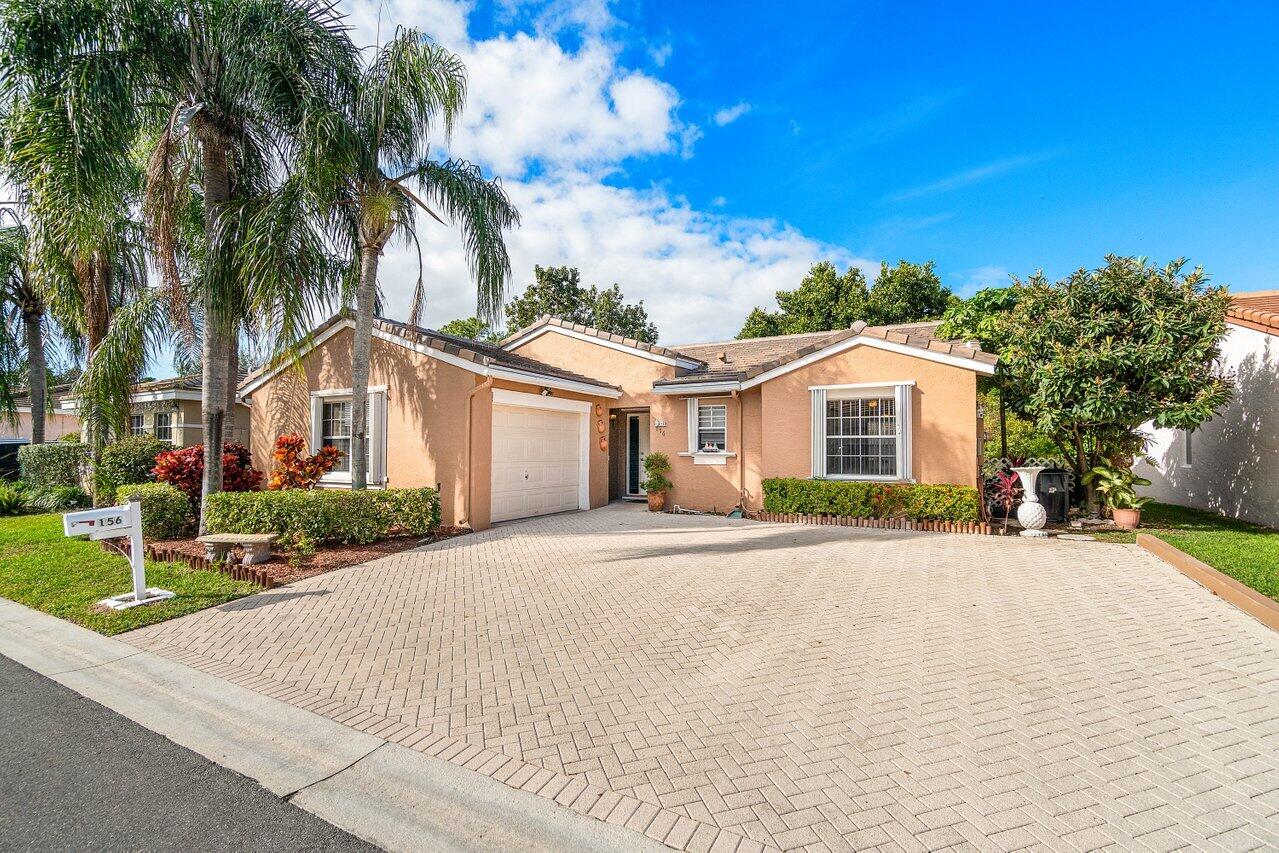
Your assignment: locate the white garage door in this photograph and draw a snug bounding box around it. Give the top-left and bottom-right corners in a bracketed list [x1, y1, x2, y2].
[491, 403, 584, 523]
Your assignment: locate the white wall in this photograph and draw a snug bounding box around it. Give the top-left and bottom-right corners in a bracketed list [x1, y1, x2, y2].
[1137, 322, 1279, 528]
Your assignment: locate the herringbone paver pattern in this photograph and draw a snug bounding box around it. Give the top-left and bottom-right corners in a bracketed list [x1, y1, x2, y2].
[126, 505, 1279, 851]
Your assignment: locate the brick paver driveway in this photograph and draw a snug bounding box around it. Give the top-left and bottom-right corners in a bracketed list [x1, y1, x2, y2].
[127, 505, 1279, 852]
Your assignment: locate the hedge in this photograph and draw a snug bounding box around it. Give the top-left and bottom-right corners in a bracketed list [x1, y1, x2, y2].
[204, 487, 441, 544]
[96, 436, 167, 496]
[762, 478, 980, 522]
[18, 442, 90, 490]
[117, 483, 193, 541]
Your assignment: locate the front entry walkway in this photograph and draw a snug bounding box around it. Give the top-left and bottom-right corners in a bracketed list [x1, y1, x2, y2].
[126, 505, 1279, 851]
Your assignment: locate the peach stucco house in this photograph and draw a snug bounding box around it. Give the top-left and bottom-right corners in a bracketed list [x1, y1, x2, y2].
[238, 311, 996, 531]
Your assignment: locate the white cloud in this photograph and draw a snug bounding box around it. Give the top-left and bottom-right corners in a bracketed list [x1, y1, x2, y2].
[886, 151, 1056, 202]
[712, 101, 752, 127]
[338, 0, 875, 344]
[710, 196, 727, 207]
[951, 265, 1013, 297]
[648, 42, 673, 67]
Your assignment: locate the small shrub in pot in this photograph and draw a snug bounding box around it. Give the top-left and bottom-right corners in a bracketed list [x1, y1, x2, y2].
[640, 452, 673, 512]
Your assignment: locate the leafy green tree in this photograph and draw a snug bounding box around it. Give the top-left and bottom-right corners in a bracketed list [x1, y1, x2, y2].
[0, 222, 46, 440]
[325, 27, 518, 489]
[438, 316, 500, 342]
[504, 266, 658, 342]
[939, 286, 1026, 458]
[737, 260, 953, 338]
[999, 257, 1232, 504]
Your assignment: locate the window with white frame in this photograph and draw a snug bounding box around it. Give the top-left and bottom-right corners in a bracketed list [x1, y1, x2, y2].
[129, 415, 145, 436]
[810, 384, 913, 481]
[311, 390, 386, 483]
[154, 412, 172, 442]
[697, 403, 727, 451]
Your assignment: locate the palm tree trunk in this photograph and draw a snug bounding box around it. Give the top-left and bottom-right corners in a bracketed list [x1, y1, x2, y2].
[198, 137, 232, 534]
[23, 308, 46, 444]
[349, 244, 379, 490]
[225, 334, 238, 445]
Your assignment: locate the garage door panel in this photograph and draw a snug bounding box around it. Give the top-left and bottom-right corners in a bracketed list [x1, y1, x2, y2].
[491, 403, 585, 523]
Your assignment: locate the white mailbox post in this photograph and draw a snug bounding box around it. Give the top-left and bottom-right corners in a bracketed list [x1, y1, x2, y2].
[63, 493, 174, 609]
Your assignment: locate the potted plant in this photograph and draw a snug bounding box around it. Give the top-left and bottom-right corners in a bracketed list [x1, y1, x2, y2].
[640, 452, 672, 512]
[1082, 461, 1151, 530]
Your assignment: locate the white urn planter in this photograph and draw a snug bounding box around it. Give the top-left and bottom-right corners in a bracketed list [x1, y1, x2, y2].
[1012, 465, 1048, 538]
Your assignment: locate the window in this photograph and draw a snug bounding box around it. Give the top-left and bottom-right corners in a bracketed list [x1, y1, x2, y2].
[826, 397, 897, 477]
[1182, 429, 1193, 467]
[129, 415, 145, 436]
[697, 404, 727, 451]
[810, 383, 913, 481]
[311, 390, 386, 483]
[321, 400, 358, 473]
[154, 412, 172, 442]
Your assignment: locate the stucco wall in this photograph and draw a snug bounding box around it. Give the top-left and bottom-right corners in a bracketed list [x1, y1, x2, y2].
[760, 344, 980, 493]
[246, 327, 609, 530]
[1137, 323, 1279, 528]
[510, 333, 674, 407]
[0, 410, 80, 443]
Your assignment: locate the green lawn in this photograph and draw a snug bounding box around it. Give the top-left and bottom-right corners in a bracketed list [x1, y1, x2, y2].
[0, 512, 259, 635]
[1093, 501, 1279, 602]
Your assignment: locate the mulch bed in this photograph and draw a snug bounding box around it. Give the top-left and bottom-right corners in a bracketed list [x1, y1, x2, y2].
[148, 526, 470, 586]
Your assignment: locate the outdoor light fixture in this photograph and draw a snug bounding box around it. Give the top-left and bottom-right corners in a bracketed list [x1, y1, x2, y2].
[540, 387, 552, 396]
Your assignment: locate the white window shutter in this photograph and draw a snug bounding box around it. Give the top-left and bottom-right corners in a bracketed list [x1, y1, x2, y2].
[370, 391, 387, 484]
[309, 395, 323, 454]
[686, 397, 698, 454]
[810, 388, 827, 479]
[895, 383, 913, 480]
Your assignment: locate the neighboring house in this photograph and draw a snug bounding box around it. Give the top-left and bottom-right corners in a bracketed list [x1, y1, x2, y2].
[503, 317, 996, 514]
[1138, 291, 1279, 528]
[59, 374, 252, 448]
[0, 386, 81, 445]
[238, 313, 622, 531]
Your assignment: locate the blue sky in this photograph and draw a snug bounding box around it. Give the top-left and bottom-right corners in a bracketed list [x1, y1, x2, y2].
[201, 0, 1279, 370]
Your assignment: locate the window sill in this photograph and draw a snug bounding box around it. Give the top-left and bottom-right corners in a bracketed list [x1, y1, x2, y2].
[318, 476, 387, 489]
[678, 451, 736, 466]
[817, 475, 916, 484]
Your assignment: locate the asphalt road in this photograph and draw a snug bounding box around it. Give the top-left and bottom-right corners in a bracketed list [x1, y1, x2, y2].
[0, 654, 378, 852]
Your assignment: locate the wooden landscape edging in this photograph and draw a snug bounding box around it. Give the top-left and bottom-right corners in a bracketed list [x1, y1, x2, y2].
[753, 511, 991, 535]
[142, 543, 275, 590]
[1137, 534, 1279, 631]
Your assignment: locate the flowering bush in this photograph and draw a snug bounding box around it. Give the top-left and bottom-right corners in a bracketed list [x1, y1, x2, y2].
[267, 433, 342, 490]
[153, 443, 263, 508]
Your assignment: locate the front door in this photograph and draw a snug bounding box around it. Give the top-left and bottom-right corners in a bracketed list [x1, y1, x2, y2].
[625, 412, 650, 497]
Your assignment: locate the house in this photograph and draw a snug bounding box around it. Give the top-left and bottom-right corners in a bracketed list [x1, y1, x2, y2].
[59, 374, 252, 447]
[1137, 291, 1279, 527]
[237, 310, 996, 530]
[0, 386, 82, 445]
[503, 317, 996, 514]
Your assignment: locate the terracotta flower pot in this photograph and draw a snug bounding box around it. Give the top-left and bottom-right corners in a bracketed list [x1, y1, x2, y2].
[647, 491, 666, 512]
[1111, 507, 1141, 530]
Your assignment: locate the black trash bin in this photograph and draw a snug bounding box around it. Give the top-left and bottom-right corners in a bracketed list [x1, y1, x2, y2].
[1037, 469, 1070, 524]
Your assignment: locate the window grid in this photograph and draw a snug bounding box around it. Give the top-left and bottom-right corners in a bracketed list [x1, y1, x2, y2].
[697, 404, 727, 451]
[129, 415, 145, 437]
[322, 400, 353, 473]
[825, 397, 897, 477]
[154, 412, 172, 442]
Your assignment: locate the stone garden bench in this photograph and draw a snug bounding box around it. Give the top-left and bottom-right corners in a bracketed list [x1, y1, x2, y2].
[196, 533, 278, 566]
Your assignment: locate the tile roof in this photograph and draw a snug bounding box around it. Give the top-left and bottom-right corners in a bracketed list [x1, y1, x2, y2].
[501, 315, 703, 365]
[240, 312, 620, 393]
[1228, 291, 1279, 334]
[654, 320, 997, 386]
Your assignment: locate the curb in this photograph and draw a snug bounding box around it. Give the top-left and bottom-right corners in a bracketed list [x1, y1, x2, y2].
[0, 598, 667, 852]
[1137, 534, 1279, 631]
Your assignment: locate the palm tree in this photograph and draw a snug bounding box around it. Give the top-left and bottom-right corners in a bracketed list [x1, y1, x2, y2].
[2, 0, 358, 529]
[0, 221, 48, 441]
[332, 28, 519, 489]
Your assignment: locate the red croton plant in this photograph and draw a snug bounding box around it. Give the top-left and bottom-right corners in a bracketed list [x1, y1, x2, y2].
[267, 433, 343, 490]
[153, 443, 264, 508]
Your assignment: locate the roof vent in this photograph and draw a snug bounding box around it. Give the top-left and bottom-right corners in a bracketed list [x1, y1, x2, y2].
[717, 351, 729, 363]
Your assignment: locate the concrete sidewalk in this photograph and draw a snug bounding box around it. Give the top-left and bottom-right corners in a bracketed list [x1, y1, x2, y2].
[0, 597, 662, 853]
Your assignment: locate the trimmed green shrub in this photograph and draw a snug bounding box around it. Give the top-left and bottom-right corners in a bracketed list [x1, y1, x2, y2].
[23, 485, 91, 512]
[96, 436, 167, 496]
[18, 442, 89, 490]
[762, 478, 980, 522]
[205, 487, 441, 544]
[116, 483, 193, 541]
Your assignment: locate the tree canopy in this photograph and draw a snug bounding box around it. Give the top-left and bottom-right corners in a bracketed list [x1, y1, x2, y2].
[438, 316, 500, 342]
[737, 260, 955, 338]
[504, 266, 658, 342]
